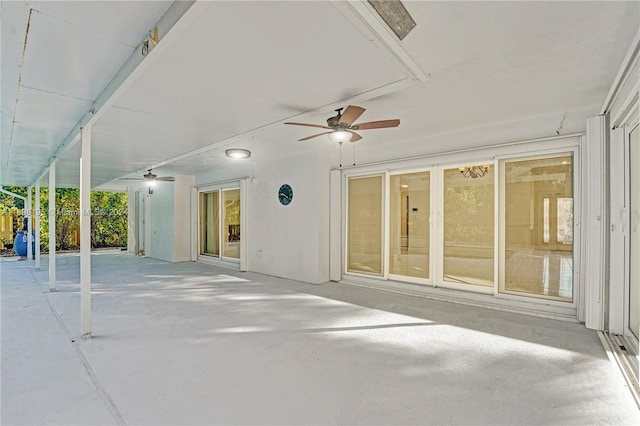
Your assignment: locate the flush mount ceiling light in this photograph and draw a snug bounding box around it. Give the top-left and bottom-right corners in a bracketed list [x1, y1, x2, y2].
[225, 148, 251, 159]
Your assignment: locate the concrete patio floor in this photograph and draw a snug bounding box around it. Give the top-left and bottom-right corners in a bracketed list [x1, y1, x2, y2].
[2, 252, 639, 425]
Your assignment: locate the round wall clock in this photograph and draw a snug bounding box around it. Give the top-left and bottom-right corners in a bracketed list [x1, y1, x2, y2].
[278, 184, 293, 206]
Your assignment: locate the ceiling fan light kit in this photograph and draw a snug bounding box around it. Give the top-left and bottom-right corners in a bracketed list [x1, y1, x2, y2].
[328, 130, 352, 143]
[225, 148, 251, 159]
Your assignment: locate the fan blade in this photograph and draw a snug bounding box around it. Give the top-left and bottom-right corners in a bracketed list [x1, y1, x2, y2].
[339, 105, 366, 126]
[157, 177, 175, 182]
[119, 177, 144, 181]
[298, 131, 333, 141]
[351, 119, 400, 130]
[347, 131, 362, 143]
[284, 122, 331, 130]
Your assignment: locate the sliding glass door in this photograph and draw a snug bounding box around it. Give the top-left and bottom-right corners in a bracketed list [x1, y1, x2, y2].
[199, 191, 219, 256]
[199, 187, 240, 261]
[628, 124, 639, 341]
[222, 189, 240, 259]
[500, 154, 574, 302]
[347, 175, 384, 275]
[343, 150, 576, 307]
[389, 171, 431, 281]
[442, 165, 494, 288]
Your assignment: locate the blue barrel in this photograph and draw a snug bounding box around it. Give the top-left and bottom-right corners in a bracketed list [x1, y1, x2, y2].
[13, 230, 35, 257]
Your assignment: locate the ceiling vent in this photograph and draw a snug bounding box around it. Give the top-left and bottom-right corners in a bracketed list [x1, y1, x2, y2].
[367, 0, 416, 40]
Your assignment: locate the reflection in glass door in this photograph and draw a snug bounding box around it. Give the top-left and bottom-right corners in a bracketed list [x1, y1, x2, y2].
[502, 155, 573, 302]
[629, 124, 639, 340]
[347, 175, 384, 275]
[390, 171, 430, 280]
[222, 189, 240, 259]
[199, 191, 219, 256]
[442, 165, 494, 287]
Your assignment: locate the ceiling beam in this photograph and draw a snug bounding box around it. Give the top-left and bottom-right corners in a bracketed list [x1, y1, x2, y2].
[330, 0, 428, 82]
[31, 0, 211, 185]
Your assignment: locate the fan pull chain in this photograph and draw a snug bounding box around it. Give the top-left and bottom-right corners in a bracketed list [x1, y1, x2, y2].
[339, 142, 343, 168]
[353, 142, 356, 166]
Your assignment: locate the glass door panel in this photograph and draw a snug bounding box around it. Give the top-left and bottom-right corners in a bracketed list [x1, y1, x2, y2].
[390, 171, 430, 280]
[389, 171, 431, 279]
[348, 175, 383, 275]
[222, 189, 240, 259]
[199, 191, 219, 256]
[503, 155, 573, 301]
[442, 166, 495, 287]
[629, 124, 639, 340]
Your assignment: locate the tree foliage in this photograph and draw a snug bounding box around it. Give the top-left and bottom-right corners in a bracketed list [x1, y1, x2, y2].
[0, 187, 128, 251]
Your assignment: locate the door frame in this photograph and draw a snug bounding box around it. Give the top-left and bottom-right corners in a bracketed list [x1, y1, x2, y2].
[609, 101, 639, 354]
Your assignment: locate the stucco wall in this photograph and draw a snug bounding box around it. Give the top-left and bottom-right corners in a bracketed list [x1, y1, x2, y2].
[249, 151, 331, 284]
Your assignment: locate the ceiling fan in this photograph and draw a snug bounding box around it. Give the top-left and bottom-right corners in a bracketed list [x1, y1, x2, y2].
[284, 105, 400, 143]
[120, 169, 175, 183]
[119, 169, 174, 194]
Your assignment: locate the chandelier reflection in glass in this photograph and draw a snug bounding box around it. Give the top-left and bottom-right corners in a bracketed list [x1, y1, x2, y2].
[459, 165, 490, 179]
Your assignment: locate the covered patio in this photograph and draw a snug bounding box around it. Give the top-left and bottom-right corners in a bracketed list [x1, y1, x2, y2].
[2, 252, 638, 425]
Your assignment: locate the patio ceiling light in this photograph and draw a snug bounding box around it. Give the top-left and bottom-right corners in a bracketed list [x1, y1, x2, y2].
[225, 149, 251, 159]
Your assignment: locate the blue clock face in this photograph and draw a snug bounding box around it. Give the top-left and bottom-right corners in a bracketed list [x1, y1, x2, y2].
[278, 184, 293, 205]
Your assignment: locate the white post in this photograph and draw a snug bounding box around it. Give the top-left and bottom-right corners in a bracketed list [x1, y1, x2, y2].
[584, 116, 607, 330]
[27, 187, 33, 261]
[49, 162, 56, 291]
[35, 180, 41, 270]
[80, 128, 92, 339]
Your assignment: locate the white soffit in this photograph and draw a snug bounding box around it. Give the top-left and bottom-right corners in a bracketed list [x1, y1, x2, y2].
[4, 1, 639, 187]
[93, 0, 416, 186]
[1, 1, 173, 186]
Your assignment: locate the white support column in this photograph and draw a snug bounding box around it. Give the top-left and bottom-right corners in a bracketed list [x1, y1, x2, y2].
[584, 115, 607, 330]
[80, 128, 92, 339]
[35, 180, 41, 270]
[608, 127, 626, 334]
[49, 162, 56, 291]
[329, 169, 342, 282]
[27, 187, 33, 262]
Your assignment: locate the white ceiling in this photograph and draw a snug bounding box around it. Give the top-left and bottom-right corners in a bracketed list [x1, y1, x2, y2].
[1, 1, 638, 189]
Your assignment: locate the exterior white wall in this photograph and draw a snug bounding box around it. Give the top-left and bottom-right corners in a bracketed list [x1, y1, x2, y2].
[138, 175, 195, 263]
[249, 151, 331, 284]
[174, 175, 195, 262]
